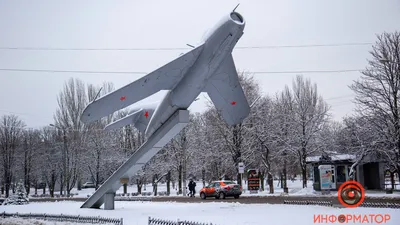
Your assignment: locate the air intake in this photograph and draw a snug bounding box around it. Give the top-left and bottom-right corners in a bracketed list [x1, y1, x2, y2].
[230, 12, 244, 24]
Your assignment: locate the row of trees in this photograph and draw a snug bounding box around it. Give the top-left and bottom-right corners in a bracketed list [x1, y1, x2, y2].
[1, 31, 399, 197]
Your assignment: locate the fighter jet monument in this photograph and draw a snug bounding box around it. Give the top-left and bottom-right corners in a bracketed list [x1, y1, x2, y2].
[80, 8, 250, 209]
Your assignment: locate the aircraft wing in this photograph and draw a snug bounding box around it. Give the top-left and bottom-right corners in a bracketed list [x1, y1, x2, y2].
[204, 54, 250, 125]
[81, 44, 205, 123]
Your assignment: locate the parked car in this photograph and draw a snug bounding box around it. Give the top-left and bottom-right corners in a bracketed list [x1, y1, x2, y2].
[199, 180, 241, 199]
[82, 182, 96, 189]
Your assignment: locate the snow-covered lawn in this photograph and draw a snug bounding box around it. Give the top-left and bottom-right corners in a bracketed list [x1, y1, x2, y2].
[62, 179, 400, 199]
[0, 218, 95, 225]
[1, 201, 399, 225]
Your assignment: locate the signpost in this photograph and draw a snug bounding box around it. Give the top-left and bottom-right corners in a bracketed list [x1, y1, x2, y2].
[247, 169, 260, 194]
[318, 165, 332, 195]
[238, 162, 244, 191]
[238, 162, 245, 174]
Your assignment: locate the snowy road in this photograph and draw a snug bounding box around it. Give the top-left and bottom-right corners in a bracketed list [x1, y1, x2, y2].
[20, 195, 400, 205]
[150, 195, 400, 205]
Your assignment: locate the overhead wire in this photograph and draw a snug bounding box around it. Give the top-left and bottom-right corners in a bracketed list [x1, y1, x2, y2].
[0, 42, 366, 123]
[0, 68, 363, 74]
[0, 42, 368, 74]
[0, 42, 373, 51]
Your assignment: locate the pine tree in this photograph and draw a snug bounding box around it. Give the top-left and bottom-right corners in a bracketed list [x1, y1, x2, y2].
[2, 180, 29, 205]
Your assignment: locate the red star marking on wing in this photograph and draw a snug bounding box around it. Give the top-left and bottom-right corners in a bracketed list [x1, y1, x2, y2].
[120, 96, 126, 101]
[144, 111, 149, 118]
[231, 101, 237, 105]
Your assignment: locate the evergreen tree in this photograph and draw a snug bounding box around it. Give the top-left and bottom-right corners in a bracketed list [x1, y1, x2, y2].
[2, 180, 29, 205]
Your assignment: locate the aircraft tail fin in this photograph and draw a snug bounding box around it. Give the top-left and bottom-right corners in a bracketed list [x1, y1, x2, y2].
[204, 54, 250, 125]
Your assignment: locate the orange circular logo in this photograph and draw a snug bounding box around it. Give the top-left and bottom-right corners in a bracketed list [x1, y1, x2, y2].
[338, 214, 346, 223]
[337, 181, 365, 208]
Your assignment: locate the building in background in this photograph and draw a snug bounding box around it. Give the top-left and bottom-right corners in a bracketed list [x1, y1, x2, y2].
[306, 153, 397, 191]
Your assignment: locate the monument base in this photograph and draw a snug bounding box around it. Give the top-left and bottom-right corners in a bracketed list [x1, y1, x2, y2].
[81, 110, 189, 209]
[104, 192, 115, 210]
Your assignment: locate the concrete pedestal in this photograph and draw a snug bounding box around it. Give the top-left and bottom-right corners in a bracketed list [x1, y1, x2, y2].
[81, 110, 189, 209]
[104, 192, 115, 210]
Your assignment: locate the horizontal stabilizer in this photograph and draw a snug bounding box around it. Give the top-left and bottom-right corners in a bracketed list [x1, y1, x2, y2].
[104, 101, 158, 133]
[104, 109, 142, 131]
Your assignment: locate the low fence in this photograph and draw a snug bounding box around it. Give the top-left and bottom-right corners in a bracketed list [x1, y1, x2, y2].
[360, 202, 400, 209]
[283, 200, 333, 207]
[1, 212, 123, 225]
[115, 196, 152, 201]
[149, 216, 216, 225]
[115, 191, 169, 197]
[31, 193, 79, 198]
[283, 200, 400, 209]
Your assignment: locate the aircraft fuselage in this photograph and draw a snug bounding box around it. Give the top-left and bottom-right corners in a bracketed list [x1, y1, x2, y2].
[145, 12, 245, 137]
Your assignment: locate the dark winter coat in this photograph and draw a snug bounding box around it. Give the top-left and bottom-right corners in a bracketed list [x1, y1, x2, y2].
[188, 181, 196, 191]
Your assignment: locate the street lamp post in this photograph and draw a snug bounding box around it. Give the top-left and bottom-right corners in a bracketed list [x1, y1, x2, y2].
[49, 124, 67, 196]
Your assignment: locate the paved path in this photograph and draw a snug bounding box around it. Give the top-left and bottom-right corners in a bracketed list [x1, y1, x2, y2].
[151, 195, 400, 205]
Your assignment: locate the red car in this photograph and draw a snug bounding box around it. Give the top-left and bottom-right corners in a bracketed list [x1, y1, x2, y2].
[199, 180, 242, 199]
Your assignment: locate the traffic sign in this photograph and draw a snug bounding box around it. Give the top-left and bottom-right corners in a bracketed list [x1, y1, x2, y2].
[238, 162, 245, 174]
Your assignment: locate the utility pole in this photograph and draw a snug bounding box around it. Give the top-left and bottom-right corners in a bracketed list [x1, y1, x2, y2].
[182, 140, 187, 197]
[182, 128, 188, 197]
[62, 127, 67, 196]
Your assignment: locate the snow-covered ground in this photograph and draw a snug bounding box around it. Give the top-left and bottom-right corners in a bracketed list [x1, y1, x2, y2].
[45, 179, 400, 199]
[0, 218, 95, 225]
[1, 201, 399, 225]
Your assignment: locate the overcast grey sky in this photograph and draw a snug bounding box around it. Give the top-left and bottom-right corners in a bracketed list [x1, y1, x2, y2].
[0, 0, 399, 128]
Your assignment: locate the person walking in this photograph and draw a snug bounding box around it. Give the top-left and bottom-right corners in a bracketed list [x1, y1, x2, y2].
[188, 179, 196, 197]
[192, 180, 196, 197]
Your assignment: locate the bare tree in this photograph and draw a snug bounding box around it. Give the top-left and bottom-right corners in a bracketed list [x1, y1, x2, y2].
[82, 82, 123, 190]
[247, 96, 278, 192]
[274, 88, 295, 191]
[282, 75, 330, 188]
[187, 113, 213, 187]
[21, 129, 41, 194]
[166, 127, 189, 195]
[53, 78, 88, 195]
[350, 31, 400, 175]
[338, 116, 378, 180]
[204, 72, 261, 187]
[0, 115, 25, 197]
[84, 129, 122, 190]
[40, 126, 61, 197]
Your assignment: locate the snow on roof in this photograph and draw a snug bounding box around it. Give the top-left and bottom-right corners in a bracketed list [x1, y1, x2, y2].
[212, 180, 236, 183]
[306, 154, 356, 163]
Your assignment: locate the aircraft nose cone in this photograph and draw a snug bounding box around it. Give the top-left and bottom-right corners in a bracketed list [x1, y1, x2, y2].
[230, 12, 244, 24]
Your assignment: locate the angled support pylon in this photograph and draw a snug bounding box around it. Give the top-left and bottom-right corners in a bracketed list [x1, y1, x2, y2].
[81, 110, 190, 209]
